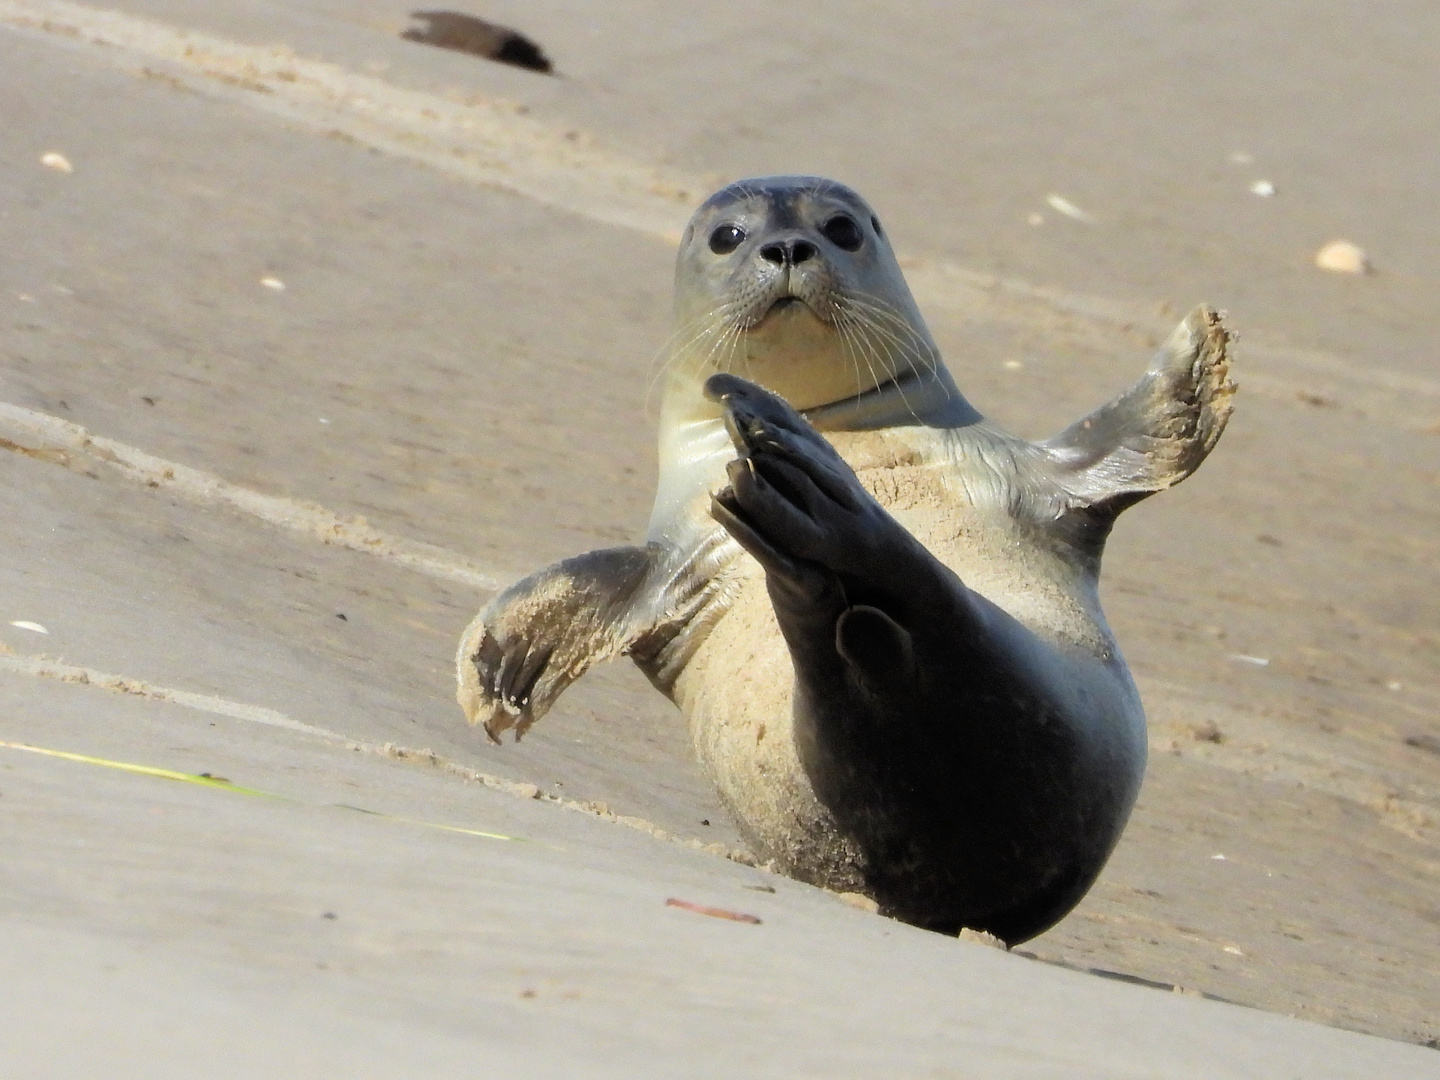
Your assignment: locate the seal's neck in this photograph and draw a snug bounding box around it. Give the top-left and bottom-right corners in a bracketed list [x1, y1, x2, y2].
[802, 366, 982, 432]
[646, 364, 982, 545]
[657, 355, 981, 435]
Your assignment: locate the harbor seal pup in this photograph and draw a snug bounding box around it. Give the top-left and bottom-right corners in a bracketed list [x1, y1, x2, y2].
[457, 176, 1234, 943]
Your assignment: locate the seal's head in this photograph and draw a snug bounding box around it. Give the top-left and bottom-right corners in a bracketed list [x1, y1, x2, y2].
[663, 176, 974, 429]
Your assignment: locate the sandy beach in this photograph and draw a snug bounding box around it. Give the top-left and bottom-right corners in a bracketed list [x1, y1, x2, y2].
[1, 0, 1436, 1072]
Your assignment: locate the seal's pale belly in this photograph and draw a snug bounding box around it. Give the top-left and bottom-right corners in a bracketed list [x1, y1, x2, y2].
[672, 571, 857, 885]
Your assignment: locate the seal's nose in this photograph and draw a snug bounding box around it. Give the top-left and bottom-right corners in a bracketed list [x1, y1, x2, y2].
[759, 238, 817, 266]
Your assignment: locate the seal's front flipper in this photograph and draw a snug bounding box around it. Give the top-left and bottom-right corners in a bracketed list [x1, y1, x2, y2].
[705, 372, 858, 482]
[1044, 306, 1235, 516]
[704, 374, 892, 588]
[456, 545, 657, 742]
[705, 373, 952, 671]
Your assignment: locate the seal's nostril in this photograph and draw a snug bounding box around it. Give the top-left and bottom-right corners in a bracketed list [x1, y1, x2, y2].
[761, 240, 817, 265]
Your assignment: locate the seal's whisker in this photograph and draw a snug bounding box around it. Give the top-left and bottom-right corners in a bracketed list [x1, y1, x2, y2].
[645, 302, 750, 411]
[648, 311, 724, 380]
[842, 294, 947, 390]
[697, 319, 738, 379]
[717, 320, 747, 379]
[838, 310, 884, 405]
[838, 293, 931, 347]
[841, 304, 925, 422]
[837, 308, 897, 416]
[850, 308, 926, 387]
[702, 312, 746, 381]
[647, 319, 724, 411]
[836, 301, 904, 374]
[839, 296, 953, 405]
[839, 295, 931, 360]
[835, 296, 919, 358]
[735, 318, 758, 382]
[834, 311, 870, 404]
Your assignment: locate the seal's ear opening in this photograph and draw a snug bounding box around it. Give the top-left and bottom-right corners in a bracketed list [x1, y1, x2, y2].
[403, 11, 554, 75]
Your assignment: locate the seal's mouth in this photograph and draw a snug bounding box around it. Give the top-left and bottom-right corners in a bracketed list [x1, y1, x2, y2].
[751, 295, 819, 327]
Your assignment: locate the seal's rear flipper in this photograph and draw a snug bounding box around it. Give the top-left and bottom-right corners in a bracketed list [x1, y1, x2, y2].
[456, 546, 657, 742]
[1043, 306, 1235, 516]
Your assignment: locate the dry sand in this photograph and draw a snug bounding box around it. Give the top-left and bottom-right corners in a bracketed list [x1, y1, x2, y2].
[0, 0, 1436, 1070]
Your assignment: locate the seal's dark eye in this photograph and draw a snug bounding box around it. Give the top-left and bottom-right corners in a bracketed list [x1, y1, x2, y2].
[871, 215, 883, 238]
[822, 215, 864, 252]
[709, 224, 746, 254]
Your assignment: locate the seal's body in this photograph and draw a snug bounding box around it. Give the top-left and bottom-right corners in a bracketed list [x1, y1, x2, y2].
[458, 177, 1234, 942]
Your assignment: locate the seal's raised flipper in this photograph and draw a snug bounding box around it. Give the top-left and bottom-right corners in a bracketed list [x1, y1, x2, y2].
[705, 373, 940, 687]
[706, 373, 886, 589]
[456, 545, 657, 741]
[1043, 306, 1235, 516]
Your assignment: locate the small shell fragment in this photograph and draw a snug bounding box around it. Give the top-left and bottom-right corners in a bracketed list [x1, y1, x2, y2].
[1249, 180, 1276, 197]
[260, 276, 286, 291]
[40, 152, 73, 173]
[1045, 194, 1094, 223]
[1314, 240, 1370, 275]
[1229, 654, 1269, 667]
[10, 621, 49, 634]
